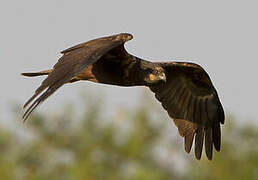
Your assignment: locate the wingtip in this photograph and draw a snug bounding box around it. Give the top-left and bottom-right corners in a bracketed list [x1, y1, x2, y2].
[215, 146, 221, 152]
[23, 100, 31, 109]
[206, 150, 213, 160]
[194, 128, 204, 160]
[184, 133, 194, 154]
[114, 33, 133, 42]
[22, 116, 27, 123]
[195, 154, 202, 160]
[22, 112, 27, 122]
[21, 72, 34, 77]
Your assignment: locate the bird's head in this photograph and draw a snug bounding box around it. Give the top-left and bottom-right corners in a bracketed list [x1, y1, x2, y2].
[143, 65, 166, 85]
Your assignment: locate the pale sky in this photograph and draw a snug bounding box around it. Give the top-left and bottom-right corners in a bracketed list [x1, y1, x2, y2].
[1, 0, 257, 124]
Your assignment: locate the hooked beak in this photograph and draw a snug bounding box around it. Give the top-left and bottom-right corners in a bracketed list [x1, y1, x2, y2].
[159, 73, 166, 83]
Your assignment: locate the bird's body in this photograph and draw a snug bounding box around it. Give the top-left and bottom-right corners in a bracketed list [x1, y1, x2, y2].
[22, 33, 224, 160]
[70, 54, 157, 87]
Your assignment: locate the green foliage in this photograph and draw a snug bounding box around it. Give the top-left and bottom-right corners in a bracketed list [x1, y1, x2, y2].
[1, 95, 258, 180]
[2, 96, 177, 180]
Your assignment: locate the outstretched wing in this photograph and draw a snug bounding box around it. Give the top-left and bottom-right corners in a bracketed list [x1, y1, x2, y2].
[149, 62, 224, 160]
[23, 33, 133, 121]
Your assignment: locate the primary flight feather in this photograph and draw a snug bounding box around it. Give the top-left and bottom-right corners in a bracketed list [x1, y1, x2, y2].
[22, 33, 224, 160]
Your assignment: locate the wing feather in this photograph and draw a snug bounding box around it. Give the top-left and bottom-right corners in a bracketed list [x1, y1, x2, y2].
[150, 62, 224, 160]
[195, 127, 204, 160]
[178, 90, 190, 117]
[185, 133, 195, 153]
[212, 122, 221, 151]
[194, 98, 201, 124]
[173, 85, 187, 117]
[23, 33, 133, 121]
[205, 127, 213, 160]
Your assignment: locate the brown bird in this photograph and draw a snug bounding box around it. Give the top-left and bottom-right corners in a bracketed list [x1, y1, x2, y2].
[22, 33, 224, 160]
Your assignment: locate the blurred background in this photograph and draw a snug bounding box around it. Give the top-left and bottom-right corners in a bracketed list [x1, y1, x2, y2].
[1, 0, 258, 179]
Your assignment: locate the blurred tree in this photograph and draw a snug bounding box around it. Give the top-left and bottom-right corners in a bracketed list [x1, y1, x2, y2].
[2, 94, 179, 180]
[0, 94, 258, 180]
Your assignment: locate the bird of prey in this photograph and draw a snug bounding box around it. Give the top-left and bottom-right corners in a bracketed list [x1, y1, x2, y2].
[22, 33, 224, 160]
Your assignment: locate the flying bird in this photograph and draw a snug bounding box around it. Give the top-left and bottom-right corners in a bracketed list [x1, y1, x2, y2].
[22, 33, 224, 160]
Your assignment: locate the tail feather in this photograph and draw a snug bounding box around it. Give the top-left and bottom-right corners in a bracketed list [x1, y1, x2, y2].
[21, 70, 52, 77]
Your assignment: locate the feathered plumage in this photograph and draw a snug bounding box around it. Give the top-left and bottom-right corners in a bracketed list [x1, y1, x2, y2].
[22, 33, 224, 160]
